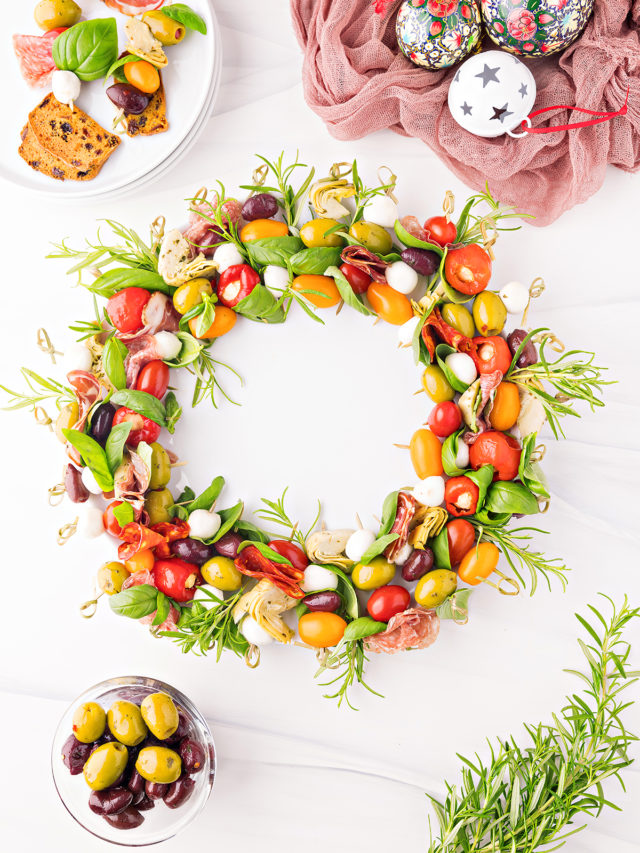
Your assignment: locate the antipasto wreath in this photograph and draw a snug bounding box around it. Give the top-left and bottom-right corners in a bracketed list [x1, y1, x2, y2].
[2, 153, 608, 708]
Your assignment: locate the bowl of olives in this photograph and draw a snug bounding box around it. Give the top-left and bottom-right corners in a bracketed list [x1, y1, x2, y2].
[51, 676, 215, 845]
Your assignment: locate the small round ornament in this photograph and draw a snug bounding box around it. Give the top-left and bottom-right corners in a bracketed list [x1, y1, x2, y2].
[447, 50, 536, 137]
[396, 0, 482, 70]
[481, 0, 594, 57]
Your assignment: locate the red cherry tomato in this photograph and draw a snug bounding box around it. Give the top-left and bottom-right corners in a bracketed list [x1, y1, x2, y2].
[135, 360, 169, 400]
[103, 501, 126, 538]
[339, 262, 371, 295]
[427, 401, 462, 437]
[444, 476, 480, 517]
[152, 559, 201, 603]
[217, 264, 260, 308]
[112, 407, 161, 448]
[446, 519, 476, 567]
[268, 540, 309, 572]
[469, 431, 521, 481]
[366, 584, 410, 623]
[423, 216, 457, 247]
[444, 244, 492, 295]
[106, 288, 151, 334]
[45, 27, 69, 37]
[473, 336, 512, 376]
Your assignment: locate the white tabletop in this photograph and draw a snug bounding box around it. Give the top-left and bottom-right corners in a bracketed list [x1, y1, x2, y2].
[1, 2, 639, 851]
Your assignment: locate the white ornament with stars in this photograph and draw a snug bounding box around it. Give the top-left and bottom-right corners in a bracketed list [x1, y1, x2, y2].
[448, 50, 536, 138]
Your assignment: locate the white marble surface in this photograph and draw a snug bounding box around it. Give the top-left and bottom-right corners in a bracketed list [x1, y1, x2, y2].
[1, 1, 640, 850]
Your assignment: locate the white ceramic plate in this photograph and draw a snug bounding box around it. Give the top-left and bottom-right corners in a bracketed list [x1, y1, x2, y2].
[1, 0, 219, 198]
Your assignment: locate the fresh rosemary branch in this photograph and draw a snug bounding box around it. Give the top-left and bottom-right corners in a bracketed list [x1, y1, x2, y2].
[240, 151, 316, 230]
[427, 596, 639, 853]
[256, 487, 321, 548]
[456, 185, 531, 244]
[185, 183, 248, 259]
[161, 588, 248, 660]
[0, 369, 74, 412]
[188, 347, 243, 409]
[316, 639, 384, 711]
[48, 219, 159, 276]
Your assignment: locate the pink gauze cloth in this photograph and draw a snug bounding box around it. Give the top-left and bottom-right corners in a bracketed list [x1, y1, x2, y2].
[290, 0, 640, 225]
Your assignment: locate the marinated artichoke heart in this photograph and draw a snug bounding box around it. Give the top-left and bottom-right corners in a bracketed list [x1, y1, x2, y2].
[458, 378, 482, 431]
[305, 528, 355, 569]
[124, 18, 168, 68]
[517, 386, 547, 437]
[309, 178, 355, 220]
[233, 579, 297, 644]
[158, 229, 217, 286]
[409, 506, 448, 550]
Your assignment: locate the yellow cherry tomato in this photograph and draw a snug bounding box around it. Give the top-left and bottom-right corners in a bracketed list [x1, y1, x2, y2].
[489, 381, 521, 431]
[291, 274, 341, 308]
[201, 556, 243, 591]
[125, 549, 155, 574]
[352, 556, 396, 590]
[172, 278, 212, 315]
[189, 305, 237, 339]
[366, 282, 413, 325]
[298, 612, 347, 648]
[458, 542, 500, 586]
[299, 218, 344, 248]
[240, 219, 288, 242]
[124, 60, 160, 95]
[55, 401, 79, 443]
[409, 428, 444, 479]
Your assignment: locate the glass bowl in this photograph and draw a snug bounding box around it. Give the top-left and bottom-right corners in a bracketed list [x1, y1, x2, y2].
[51, 676, 215, 846]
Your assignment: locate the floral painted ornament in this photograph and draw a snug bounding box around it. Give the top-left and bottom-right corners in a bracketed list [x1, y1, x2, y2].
[481, 0, 595, 57]
[396, 0, 482, 70]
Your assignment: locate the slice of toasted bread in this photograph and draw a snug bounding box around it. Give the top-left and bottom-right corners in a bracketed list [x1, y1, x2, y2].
[125, 76, 168, 137]
[18, 124, 98, 181]
[28, 94, 120, 171]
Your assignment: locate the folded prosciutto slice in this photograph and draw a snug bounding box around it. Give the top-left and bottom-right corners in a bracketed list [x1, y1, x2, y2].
[365, 608, 440, 654]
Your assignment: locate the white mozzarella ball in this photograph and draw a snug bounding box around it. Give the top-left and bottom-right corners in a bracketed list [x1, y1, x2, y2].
[63, 343, 92, 374]
[499, 281, 530, 315]
[52, 70, 81, 106]
[77, 505, 105, 539]
[240, 616, 274, 646]
[445, 352, 477, 386]
[301, 564, 339, 593]
[392, 542, 413, 566]
[455, 441, 470, 469]
[263, 265, 290, 290]
[81, 467, 103, 495]
[364, 195, 399, 229]
[397, 316, 420, 347]
[213, 243, 244, 273]
[345, 529, 376, 562]
[187, 509, 221, 540]
[413, 476, 445, 507]
[385, 260, 419, 295]
[153, 331, 182, 361]
[193, 584, 218, 605]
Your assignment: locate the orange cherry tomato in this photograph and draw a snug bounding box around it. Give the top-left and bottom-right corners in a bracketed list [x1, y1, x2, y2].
[124, 60, 160, 94]
[240, 219, 289, 242]
[489, 382, 521, 431]
[409, 428, 443, 479]
[446, 519, 476, 568]
[291, 274, 341, 308]
[189, 305, 237, 339]
[366, 282, 413, 325]
[444, 244, 492, 296]
[458, 542, 500, 586]
[469, 430, 521, 481]
[125, 548, 155, 574]
[298, 612, 347, 648]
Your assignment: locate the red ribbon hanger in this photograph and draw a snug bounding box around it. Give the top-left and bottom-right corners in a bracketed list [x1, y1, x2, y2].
[521, 88, 630, 134]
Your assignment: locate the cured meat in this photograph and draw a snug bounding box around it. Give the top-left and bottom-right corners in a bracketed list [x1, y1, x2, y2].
[463, 370, 503, 445]
[150, 519, 190, 558]
[117, 293, 179, 343]
[182, 196, 241, 254]
[65, 370, 104, 465]
[123, 334, 160, 387]
[114, 450, 150, 514]
[235, 545, 305, 600]
[365, 608, 440, 654]
[118, 522, 166, 561]
[399, 216, 429, 243]
[102, 0, 164, 14]
[384, 492, 416, 561]
[340, 245, 389, 283]
[13, 32, 58, 88]
[421, 307, 477, 362]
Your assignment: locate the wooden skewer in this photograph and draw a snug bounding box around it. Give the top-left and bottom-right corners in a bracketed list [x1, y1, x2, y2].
[393, 443, 410, 449]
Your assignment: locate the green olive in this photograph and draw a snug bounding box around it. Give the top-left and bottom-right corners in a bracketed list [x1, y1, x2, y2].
[144, 488, 174, 526]
[421, 365, 455, 403]
[352, 556, 396, 590]
[201, 556, 243, 591]
[83, 742, 128, 791]
[415, 569, 457, 608]
[140, 692, 179, 741]
[136, 746, 182, 784]
[72, 702, 106, 744]
[142, 9, 186, 44]
[107, 700, 147, 747]
[441, 303, 475, 338]
[34, 0, 81, 31]
[148, 442, 171, 490]
[173, 278, 212, 316]
[349, 221, 393, 255]
[299, 218, 344, 249]
[55, 402, 79, 444]
[472, 291, 507, 337]
[97, 562, 129, 596]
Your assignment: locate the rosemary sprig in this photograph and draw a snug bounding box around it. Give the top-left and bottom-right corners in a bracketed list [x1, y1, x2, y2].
[48, 218, 159, 277]
[161, 588, 248, 660]
[350, 159, 395, 224]
[256, 487, 321, 548]
[0, 369, 74, 412]
[427, 596, 639, 853]
[456, 185, 531, 244]
[185, 182, 248, 260]
[188, 346, 243, 409]
[240, 151, 316, 230]
[316, 639, 384, 711]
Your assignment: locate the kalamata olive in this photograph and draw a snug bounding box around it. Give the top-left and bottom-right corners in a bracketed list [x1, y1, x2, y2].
[179, 738, 205, 774]
[303, 591, 341, 612]
[241, 193, 279, 222]
[90, 403, 116, 445]
[165, 776, 196, 809]
[126, 769, 145, 795]
[507, 329, 538, 369]
[145, 781, 169, 800]
[62, 734, 92, 775]
[400, 247, 439, 277]
[88, 787, 133, 816]
[170, 537, 213, 566]
[401, 547, 435, 582]
[196, 226, 226, 258]
[213, 531, 243, 559]
[106, 83, 150, 115]
[164, 712, 190, 745]
[103, 805, 145, 830]
[64, 464, 90, 504]
[136, 795, 155, 811]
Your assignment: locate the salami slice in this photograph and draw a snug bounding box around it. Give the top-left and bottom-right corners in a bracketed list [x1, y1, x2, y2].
[365, 608, 440, 654]
[102, 0, 165, 14]
[13, 31, 58, 88]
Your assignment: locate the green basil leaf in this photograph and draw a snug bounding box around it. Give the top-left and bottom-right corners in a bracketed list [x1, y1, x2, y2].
[165, 331, 202, 367]
[473, 506, 512, 527]
[90, 268, 170, 298]
[152, 591, 171, 626]
[237, 541, 292, 566]
[359, 532, 399, 565]
[485, 481, 539, 516]
[518, 433, 549, 499]
[235, 284, 285, 323]
[343, 616, 386, 642]
[289, 247, 342, 275]
[162, 3, 208, 35]
[295, 601, 308, 619]
[172, 505, 189, 522]
[436, 588, 473, 621]
[164, 392, 182, 435]
[110, 390, 167, 427]
[213, 501, 244, 543]
[441, 429, 466, 477]
[113, 501, 134, 528]
[105, 54, 138, 82]
[431, 527, 451, 570]
[176, 486, 196, 504]
[234, 519, 271, 544]
[412, 309, 431, 366]
[322, 565, 359, 620]
[109, 584, 158, 619]
[325, 265, 371, 316]
[379, 490, 399, 536]
[466, 465, 494, 511]
[195, 297, 216, 338]
[454, 198, 476, 240]
[436, 343, 471, 393]
[52, 19, 118, 81]
[393, 220, 444, 256]
[245, 236, 304, 267]
[62, 428, 114, 491]
[102, 337, 127, 390]
[105, 421, 132, 474]
[187, 476, 225, 512]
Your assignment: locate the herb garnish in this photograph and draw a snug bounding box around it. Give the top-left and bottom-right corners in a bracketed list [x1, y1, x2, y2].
[316, 638, 384, 711]
[162, 588, 248, 659]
